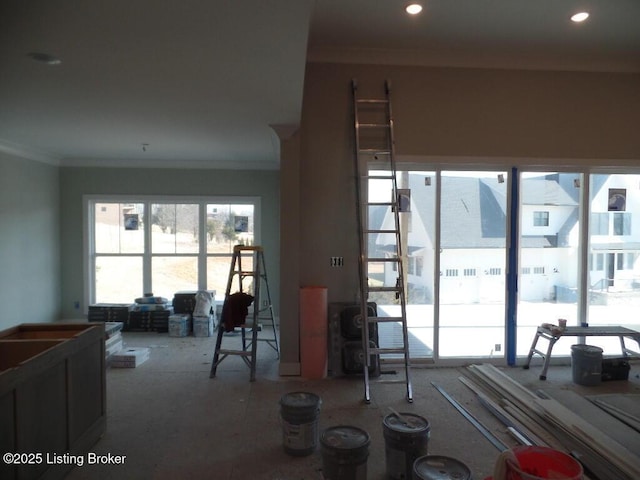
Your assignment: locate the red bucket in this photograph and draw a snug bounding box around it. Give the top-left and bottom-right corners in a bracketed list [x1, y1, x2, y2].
[494, 446, 583, 480]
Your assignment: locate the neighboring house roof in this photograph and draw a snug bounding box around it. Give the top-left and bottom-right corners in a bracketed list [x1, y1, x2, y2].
[521, 178, 578, 206]
[440, 176, 506, 248]
[375, 173, 580, 250]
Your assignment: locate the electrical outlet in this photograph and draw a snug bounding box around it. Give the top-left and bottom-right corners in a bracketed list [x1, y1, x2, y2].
[330, 257, 344, 267]
[494, 343, 502, 352]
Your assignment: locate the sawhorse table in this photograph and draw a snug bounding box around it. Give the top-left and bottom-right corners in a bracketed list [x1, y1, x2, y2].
[523, 325, 640, 380]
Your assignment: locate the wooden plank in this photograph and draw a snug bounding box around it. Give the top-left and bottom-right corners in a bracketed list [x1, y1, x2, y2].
[458, 376, 545, 447]
[589, 399, 640, 433]
[464, 364, 640, 480]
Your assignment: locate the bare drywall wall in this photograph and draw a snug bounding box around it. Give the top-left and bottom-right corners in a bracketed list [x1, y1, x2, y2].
[0, 153, 60, 330]
[278, 62, 640, 372]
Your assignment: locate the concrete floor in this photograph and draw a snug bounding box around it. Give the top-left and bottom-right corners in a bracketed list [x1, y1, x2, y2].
[64, 331, 640, 480]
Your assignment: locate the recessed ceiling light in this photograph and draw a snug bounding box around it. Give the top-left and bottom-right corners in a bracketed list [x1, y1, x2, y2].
[571, 12, 589, 22]
[27, 52, 61, 65]
[406, 4, 423, 15]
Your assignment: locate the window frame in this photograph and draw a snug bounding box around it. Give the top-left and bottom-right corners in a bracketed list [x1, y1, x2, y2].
[533, 210, 550, 227]
[84, 194, 260, 307]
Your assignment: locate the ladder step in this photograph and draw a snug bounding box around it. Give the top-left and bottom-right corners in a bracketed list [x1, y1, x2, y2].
[365, 229, 399, 234]
[371, 378, 408, 385]
[232, 271, 258, 276]
[356, 99, 388, 104]
[365, 257, 400, 263]
[364, 175, 395, 180]
[217, 349, 252, 357]
[358, 148, 391, 154]
[367, 316, 404, 323]
[368, 286, 403, 293]
[367, 201, 395, 207]
[369, 347, 408, 355]
[358, 123, 390, 129]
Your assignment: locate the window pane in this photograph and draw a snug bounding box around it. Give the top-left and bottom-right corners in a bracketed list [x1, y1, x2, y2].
[517, 172, 580, 356]
[152, 257, 198, 300]
[207, 204, 255, 253]
[207, 255, 255, 299]
[95, 256, 142, 303]
[439, 171, 507, 357]
[207, 257, 231, 299]
[151, 204, 199, 253]
[533, 211, 549, 226]
[613, 212, 631, 236]
[95, 203, 145, 253]
[367, 170, 436, 361]
[590, 213, 608, 235]
[588, 174, 640, 353]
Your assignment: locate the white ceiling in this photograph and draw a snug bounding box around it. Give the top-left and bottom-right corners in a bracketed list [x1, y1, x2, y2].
[1, 0, 639, 169]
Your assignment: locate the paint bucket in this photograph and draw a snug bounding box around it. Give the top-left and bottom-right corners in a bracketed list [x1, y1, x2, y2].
[571, 344, 603, 386]
[320, 425, 370, 480]
[502, 446, 583, 480]
[279, 391, 322, 456]
[412, 455, 472, 480]
[383, 412, 430, 480]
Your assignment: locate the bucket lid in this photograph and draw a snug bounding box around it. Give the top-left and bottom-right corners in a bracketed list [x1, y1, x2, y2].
[413, 455, 471, 480]
[321, 426, 371, 450]
[279, 391, 321, 409]
[384, 412, 430, 434]
[571, 344, 603, 354]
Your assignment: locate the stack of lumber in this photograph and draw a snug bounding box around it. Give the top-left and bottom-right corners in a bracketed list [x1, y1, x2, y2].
[464, 364, 640, 480]
[587, 394, 640, 434]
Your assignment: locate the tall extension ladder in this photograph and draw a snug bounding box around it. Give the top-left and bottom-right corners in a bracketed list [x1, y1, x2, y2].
[209, 245, 279, 381]
[352, 79, 413, 403]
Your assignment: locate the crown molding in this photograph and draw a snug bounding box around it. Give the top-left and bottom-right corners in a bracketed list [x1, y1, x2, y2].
[0, 140, 61, 165]
[59, 156, 280, 171]
[306, 46, 640, 73]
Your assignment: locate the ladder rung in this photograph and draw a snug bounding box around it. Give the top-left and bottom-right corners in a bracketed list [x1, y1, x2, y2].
[358, 123, 390, 129]
[367, 316, 404, 323]
[358, 148, 391, 154]
[369, 347, 407, 355]
[356, 99, 388, 104]
[365, 229, 398, 234]
[364, 175, 395, 180]
[368, 286, 402, 293]
[233, 245, 263, 252]
[367, 201, 395, 207]
[366, 257, 400, 263]
[217, 349, 252, 357]
[360, 175, 395, 180]
[371, 378, 408, 385]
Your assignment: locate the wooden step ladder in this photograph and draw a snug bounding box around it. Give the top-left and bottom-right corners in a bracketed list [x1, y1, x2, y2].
[209, 245, 279, 381]
[352, 79, 413, 403]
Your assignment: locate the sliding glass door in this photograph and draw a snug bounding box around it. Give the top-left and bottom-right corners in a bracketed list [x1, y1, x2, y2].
[516, 172, 581, 356]
[438, 171, 508, 357]
[367, 166, 640, 363]
[586, 173, 640, 353]
[368, 170, 436, 361]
